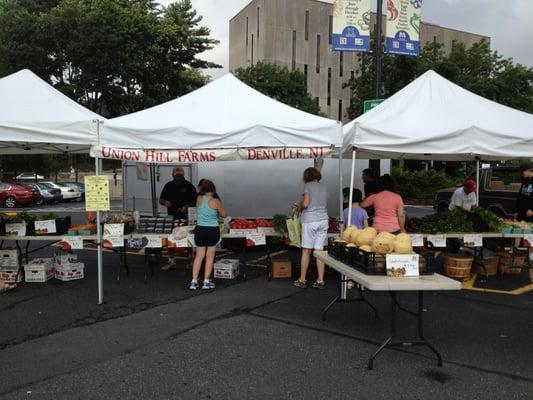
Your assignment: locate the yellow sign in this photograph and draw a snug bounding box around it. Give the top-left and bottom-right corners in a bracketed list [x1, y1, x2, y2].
[84, 175, 110, 211]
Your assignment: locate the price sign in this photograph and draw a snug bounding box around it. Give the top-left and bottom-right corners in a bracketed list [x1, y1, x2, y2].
[524, 234, 533, 248]
[145, 236, 162, 248]
[427, 234, 447, 248]
[5, 223, 26, 237]
[463, 234, 483, 248]
[409, 234, 424, 247]
[103, 223, 124, 248]
[62, 236, 83, 250]
[386, 254, 420, 277]
[35, 220, 57, 234]
[84, 175, 110, 211]
[246, 232, 266, 247]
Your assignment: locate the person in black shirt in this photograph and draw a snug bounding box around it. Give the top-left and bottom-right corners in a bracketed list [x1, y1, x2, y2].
[516, 163, 533, 222]
[159, 166, 197, 220]
[159, 166, 197, 270]
[362, 168, 378, 198]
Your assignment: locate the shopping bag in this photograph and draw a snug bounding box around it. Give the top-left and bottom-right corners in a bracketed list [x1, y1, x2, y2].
[286, 214, 301, 248]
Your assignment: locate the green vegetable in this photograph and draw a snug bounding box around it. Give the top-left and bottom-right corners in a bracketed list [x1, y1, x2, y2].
[37, 213, 58, 221]
[420, 210, 473, 234]
[469, 208, 503, 232]
[272, 214, 289, 234]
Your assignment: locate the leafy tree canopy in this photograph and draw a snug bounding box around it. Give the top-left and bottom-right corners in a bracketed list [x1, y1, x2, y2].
[346, 39, 533, 119]
[234, 61, 323, 116]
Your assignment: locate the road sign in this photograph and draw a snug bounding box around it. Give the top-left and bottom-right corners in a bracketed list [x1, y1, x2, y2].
[363, 99, 384, 113]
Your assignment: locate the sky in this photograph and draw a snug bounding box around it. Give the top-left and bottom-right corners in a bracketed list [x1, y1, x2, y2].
[161, 0, 533, 78]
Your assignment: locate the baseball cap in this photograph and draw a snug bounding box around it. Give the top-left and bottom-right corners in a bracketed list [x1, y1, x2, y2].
[464, 179, 477, 192]
[172, 166, 184, 176]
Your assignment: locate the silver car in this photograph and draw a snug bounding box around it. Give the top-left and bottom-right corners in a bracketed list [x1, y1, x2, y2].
[41, 181, 81, 202]
[26, 182, 62, 204]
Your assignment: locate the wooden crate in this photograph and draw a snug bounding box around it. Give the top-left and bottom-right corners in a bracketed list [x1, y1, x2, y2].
[272, 259, 292, 279]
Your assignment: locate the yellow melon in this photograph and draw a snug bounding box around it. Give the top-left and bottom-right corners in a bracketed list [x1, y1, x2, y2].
[356, 227, 378, 246]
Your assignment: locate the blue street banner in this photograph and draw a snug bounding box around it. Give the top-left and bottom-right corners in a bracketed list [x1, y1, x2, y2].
[385, 0, 423, 57]
[332, 0, 371, 52]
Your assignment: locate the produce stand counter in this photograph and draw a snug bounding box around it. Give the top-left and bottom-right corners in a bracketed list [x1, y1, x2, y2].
[314, 250, 461, 370]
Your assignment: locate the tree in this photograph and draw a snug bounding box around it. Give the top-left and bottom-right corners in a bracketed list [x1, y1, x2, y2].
[234, 62, 323, 116]
[346, 39, 533, 119]
[0, 0, 220, 117]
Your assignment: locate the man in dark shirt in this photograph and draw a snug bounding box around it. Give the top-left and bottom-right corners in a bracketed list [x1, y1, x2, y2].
[159, 166, 197, 270]
[362, 168, 378, 197]
[516, 163, 533, 222]
[159, 166, 197, 220]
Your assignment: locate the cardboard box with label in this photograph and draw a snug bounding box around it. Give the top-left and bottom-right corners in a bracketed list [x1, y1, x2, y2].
[214, 259, 239, 279]
[272, 259, 292, 279]
[0, 268, 23, 283]
[0, 249, 19, 267]
[24, 258, 55, 283]
[55, 262, 84, 281]
[54, 252, 78, 265]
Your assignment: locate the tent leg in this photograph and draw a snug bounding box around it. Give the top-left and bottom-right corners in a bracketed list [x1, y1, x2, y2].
[476, 159, 480, 206]
[96, 157, 104, 305]
[122, 160, 126, 213]
[342, 148, 357, 301]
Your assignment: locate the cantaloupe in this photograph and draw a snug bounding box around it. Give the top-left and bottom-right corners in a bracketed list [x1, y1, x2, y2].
[394, 233, 413, 254]
[359, 244, 373, 252]
[341, 225, 358, 242]
[356, 227, 378, 246]
[373, 232, 396, 255]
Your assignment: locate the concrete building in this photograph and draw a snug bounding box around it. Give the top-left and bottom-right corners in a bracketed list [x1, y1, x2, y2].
[229, 0, 490, 122]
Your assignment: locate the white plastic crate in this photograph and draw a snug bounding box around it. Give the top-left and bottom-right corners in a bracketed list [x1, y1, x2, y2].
[0, 267, 23, 283]
[214, 259, 239, 279]
[24, 259, 55, 283]
[55, 262, 84, 281]
[54, 252, 78, 265]
[0, 249, 19, 268]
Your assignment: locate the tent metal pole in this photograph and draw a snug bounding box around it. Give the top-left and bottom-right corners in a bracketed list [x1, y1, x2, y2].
[342, 148, 357, 300]
[476, 158, 480, 206]
[121, 160, 126, 212]
[338, 146, 343, 224]
[95, 120, 104, 305]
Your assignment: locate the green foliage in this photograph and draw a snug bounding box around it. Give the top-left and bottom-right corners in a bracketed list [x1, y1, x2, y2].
[470, 208, 503, 232]
[420, 210, 473, 234]
[346, 39, 533, 119]
[391, 167, 462, 199]
[234, 62, 323, 116]
[0, 0, 220, 117]
[272, 214, 289, 234]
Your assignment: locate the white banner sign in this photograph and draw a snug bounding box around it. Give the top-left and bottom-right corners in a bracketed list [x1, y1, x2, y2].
[385, 0, 422, 56]
[91, 146, 333, 163]
[386, 254, 420, 277]
[332, 0, 371, 52]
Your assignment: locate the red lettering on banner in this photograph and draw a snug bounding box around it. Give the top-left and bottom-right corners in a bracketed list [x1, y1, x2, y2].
[247, 149, 257, 160]
[310, 147, 325, 159]
[101, 146, 111, 158]
[191, 152, 199, 162]
[145, 150, 155, 162]
[209, 152, 216, 161]
[297, 149, 303, 158]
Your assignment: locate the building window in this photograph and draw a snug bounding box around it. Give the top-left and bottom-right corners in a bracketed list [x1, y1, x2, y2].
[304, 64, 308, 90]
[339, 51, 344, 77]
[257, 7, 260, 38]
[328, 15, 333, 45]
[305, 10, 309, 41]
[433, 35, 437, 43]
[350, 70, 355, 80]
[327, 68, 332, 106]
[246, 17, 249, 46]
[292, 30, 297, 71]
[315, 97, 319, 107]
[316, 34, 321, 73]
[338, 99, 343, 121]
[251, 34, 254, 65]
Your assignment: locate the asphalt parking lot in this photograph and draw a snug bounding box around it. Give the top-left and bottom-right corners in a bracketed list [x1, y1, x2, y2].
[1, 239, 532, 399]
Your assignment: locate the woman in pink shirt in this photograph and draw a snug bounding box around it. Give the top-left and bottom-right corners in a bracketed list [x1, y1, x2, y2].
[360, 175, 406, 233]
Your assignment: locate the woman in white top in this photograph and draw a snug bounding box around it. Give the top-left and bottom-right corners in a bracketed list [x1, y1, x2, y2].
[293, 167, 329, 290]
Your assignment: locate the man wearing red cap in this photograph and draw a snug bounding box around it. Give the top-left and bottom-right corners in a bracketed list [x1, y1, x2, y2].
[449, 179, 477, 212]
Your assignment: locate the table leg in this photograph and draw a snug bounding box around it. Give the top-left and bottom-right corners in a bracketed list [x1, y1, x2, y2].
[321, 294, 340, 321]
[144, 249, 150, 284]
[417, 291, 443, 367]
[123, 247, 129, 277]
[322, 279, 378, 321]
[369, 291, 397, 370]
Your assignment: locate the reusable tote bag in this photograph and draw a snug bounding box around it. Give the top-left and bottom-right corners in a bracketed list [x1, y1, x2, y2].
[286, 213, 302, 248]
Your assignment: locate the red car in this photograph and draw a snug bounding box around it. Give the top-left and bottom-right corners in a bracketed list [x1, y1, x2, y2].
[0, 182, 41, 208]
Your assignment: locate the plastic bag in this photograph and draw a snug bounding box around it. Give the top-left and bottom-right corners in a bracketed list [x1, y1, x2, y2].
[286, 214, 302, 248]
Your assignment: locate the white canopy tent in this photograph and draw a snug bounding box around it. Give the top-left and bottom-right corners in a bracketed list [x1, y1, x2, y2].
[91, 73, 342, 162]
[343, 70, 533, 160]
[0, 69, 101, 154]
[342, 69, 533, 228]
[0, 69, 106, 304]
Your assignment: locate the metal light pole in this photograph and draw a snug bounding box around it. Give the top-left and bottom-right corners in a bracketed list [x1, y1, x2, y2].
[375, 0, 383, 99]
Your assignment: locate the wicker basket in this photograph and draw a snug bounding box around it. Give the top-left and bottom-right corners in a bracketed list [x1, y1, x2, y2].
[474, 256, 499, 277]
[498, 252, 527, 275]
[443, 253, 473, 279]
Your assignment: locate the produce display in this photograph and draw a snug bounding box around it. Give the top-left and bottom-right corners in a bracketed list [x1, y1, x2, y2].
[499, 219, 533, 233]
[68, 224, 97, 235]
[338, 227, 412, 255]
[328, 217, 340, 233]
[272, 214, 289, 234]
[103, 213, 135, 233]
[419, 210, 473, 234]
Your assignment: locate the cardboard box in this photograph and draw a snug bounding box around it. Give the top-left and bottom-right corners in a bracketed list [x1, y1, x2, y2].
[55, 262, 84, 281]
[54, 252, 78, 265]
[24, 259, 55, 283]
[272, 259, 292, 279]
[214, 259, 239, 279]
[0, 267, 23, 283]
[0, 249, 19, 267]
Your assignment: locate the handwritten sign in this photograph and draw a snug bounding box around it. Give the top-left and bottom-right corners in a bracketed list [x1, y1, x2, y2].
[145, 236, 162, 248]
[427, 234, 447, 248]
[35, 220, 56, 234]
[246, 232, 266, 247]
[103, 223, 124, 248]
[5, 223, 26, 237]
[463, 234, 483, 248]
[409, 234, 424, 247]
[84, 175, 110, 211]
[386, 254, 420, 277]
[62, 236, 83, 250]
[524, 234, 533, 248]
